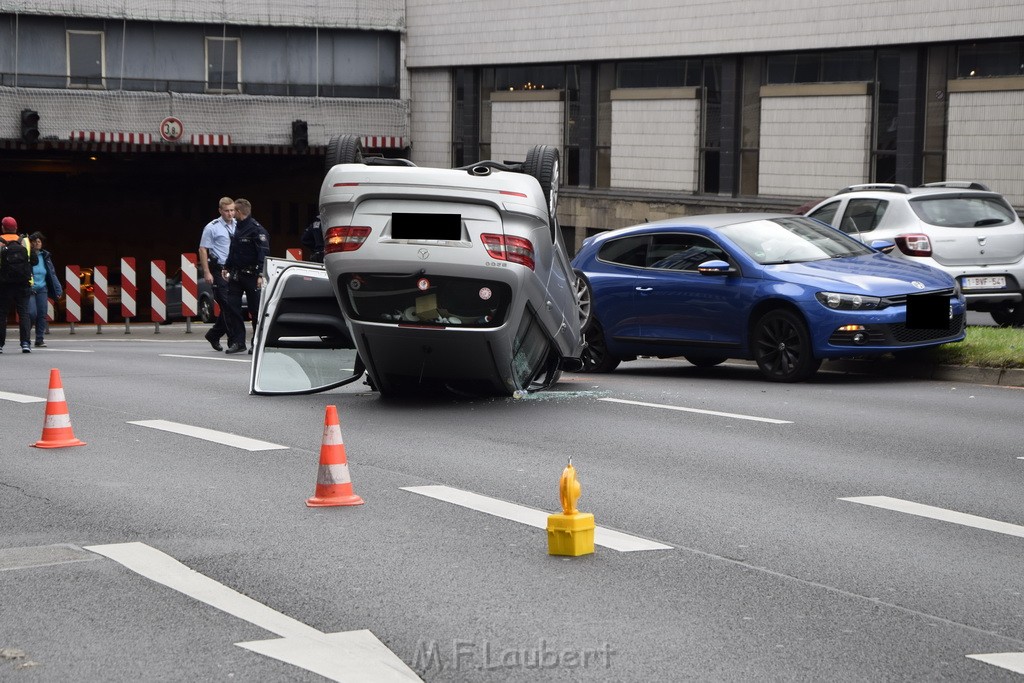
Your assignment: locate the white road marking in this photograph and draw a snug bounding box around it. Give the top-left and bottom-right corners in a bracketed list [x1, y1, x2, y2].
[86, 542, 420, 682]
[160, 353, 251, 363]
[127, 419, 287, 451]
[32, 348, 94, 353]
[402, 485, 672, 552]
[840, 496, 1024, 539]
[599, 397, 793, 424]
[966, 652, 1024, 674]
[0, 391, 46, 403]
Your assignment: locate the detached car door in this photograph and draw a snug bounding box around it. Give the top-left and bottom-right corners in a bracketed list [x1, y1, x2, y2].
[249, 257, 363, 395]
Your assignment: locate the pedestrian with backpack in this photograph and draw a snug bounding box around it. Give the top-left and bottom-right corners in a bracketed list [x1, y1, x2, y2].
[0, 216, 39, 353]
[27, 231, 63, 347]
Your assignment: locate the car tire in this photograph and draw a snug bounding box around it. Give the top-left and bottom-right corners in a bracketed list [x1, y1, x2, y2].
[990, 305, 1024, 328]
[573, 271, 593, 332]
[684, 355, 727, 368]
[523, 145, 560, 228]
[325, 134, 363, 172]
[751, 309, 821, 382]
[576, 322, 620, 373]
[198, 295, 214, 324]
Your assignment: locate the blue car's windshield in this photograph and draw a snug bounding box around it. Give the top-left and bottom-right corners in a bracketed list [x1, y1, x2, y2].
[718, 217, 874, 265]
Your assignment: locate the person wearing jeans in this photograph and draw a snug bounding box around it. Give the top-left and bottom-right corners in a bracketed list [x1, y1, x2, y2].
[27, 231, 62, 347]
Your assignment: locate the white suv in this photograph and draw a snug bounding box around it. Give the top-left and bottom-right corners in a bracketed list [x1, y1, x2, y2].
[806, 182, 1024, 326]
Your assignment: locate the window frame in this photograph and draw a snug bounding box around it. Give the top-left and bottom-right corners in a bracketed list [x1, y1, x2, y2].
[66, 30, 106, 89]
[205, 36, 242, 94]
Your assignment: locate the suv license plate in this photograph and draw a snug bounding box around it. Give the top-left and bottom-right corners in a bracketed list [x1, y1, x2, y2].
[962, 276, 1006, 290]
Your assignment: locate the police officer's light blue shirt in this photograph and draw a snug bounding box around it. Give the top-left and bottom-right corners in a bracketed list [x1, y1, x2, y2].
[200, 217, 234, 264]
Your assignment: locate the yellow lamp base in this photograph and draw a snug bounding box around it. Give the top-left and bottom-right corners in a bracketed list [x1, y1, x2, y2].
[547, 512, 595, 556]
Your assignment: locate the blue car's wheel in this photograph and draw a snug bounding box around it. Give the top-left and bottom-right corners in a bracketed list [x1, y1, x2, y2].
[752, 309, 821, 382]
[577, 322, 620, 373]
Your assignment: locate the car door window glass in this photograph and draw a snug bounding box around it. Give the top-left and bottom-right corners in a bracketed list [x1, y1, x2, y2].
[842, 198, 887, 234]
[808, 201, 840, 226]
[647, 234, 728, 271]
[598, 235, 650, 267]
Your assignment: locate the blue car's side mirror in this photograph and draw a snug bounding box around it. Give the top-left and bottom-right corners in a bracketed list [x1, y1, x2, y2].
[870, 239, 896, 254]
[697, 260, 735, 276]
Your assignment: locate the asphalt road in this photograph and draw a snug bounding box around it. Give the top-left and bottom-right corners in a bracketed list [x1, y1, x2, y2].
[1, 323, 1022, 681]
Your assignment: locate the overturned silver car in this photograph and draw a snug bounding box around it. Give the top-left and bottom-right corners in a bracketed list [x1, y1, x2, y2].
[250, 136, 586, 397]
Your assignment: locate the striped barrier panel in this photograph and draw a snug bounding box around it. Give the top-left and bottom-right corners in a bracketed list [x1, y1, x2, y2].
[181, 253, 198, 318]
[93, 266, 109, 325]
[64, 265, 81, 323]
[120, 257, 137, 319]
[47, 298, 54, 323]
[285, 248, 302, 261]
[150, 260, 167, 323]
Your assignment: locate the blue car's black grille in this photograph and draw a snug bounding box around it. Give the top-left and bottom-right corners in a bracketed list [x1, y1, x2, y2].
[828, 313, 965, 346]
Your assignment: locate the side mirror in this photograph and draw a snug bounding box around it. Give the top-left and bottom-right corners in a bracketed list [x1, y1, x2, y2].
[697, 260, 735, 276]
[870, 239, 897, 254]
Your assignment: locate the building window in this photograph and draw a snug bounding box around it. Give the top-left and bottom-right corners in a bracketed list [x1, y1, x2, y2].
[765, 50, 874, 84]
[67, 30, 105, 89]
[957, 40, 1024, 77]
[206, 37, 240, 93]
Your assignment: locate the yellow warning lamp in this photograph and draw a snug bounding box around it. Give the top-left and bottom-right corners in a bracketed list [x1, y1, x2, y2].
[546, 459, 595, 556]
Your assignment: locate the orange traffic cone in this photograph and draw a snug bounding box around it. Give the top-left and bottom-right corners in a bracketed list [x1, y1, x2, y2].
[306, 405, 363, 507]
[32, 368, 86, 449]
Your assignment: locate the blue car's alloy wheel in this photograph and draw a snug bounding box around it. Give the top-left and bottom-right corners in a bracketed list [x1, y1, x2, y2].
[752, 309, 821, 382]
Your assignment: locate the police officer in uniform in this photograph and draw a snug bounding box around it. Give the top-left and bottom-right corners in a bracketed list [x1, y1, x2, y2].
[198, 196, 235, 351]
[222, 198, 270, 354]
[300, 214, 324, 263]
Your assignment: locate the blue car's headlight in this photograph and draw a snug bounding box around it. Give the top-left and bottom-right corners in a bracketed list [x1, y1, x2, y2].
[815, 291, 882, 310]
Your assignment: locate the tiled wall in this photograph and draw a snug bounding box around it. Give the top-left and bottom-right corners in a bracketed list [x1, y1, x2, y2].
[947, 87, 1024, 207]
[758, 91, 872, 198]
[610, 92, 700, 191]
[490, 98, 563, 165]
[409, 70, 452, 169]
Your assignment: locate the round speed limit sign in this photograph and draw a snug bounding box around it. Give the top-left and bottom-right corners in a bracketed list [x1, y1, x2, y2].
[160, 116, 184, 142]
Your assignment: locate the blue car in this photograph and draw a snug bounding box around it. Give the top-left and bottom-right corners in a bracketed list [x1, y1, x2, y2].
[570, 213, 967, 382]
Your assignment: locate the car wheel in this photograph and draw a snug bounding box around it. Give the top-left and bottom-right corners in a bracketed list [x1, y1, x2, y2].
[751, 309, 821, 382]
[576, 322, 620, 373]
[573, 271, 592, 332]
[325, 134, 363, 172]
[684, 355, 727, 368]
[523, 145, 560, 228]
[198, 295, 214, 324]
[990, 305, 1024, 327]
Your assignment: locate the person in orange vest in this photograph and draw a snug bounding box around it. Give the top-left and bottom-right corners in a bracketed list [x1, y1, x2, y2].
[0, 216, 39, 353]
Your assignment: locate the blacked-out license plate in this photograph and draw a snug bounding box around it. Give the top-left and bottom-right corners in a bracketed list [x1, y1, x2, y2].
[905, 294, 950, 329]
[391, 213, 462, 240]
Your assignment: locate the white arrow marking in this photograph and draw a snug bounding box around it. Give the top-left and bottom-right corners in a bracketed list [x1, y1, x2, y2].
[599, 397, 793, 424]
[840, 496, 1024, 539]
[402, 485, 672, 552]
[86, 542, 420, 682]
[127, 419, 287, 451]
[966, 652, 1024, 674]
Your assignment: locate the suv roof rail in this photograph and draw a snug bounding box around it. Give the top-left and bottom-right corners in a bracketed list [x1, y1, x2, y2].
[920, 181, 992, 191]
[837, 183, 911, 195]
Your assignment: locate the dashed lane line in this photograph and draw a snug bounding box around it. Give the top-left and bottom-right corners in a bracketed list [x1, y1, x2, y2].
[840, 495, 1024, 539]
[160, 353, 251, 363]
[599, 397, 793, 424]
[127, 419, 287, 451]
[0, 391, 46, 403]
[402, 485, 672, 552]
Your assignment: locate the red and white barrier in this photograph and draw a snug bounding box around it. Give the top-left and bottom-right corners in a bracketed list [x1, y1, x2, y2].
[93, 265, 109, 325]
[64, 265, 82, 324]
[46, 298, 54, 323]
[286, 248, 302, 261]
[181, 253, 198, 318]
[150, 260, 167, 323]
[120, 257, 137, 319]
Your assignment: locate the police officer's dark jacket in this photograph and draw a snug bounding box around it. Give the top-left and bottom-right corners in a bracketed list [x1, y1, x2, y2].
[224, 216, 270, 273]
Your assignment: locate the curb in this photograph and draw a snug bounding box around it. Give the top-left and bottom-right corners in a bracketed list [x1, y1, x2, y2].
[822, 359, 1024, 388]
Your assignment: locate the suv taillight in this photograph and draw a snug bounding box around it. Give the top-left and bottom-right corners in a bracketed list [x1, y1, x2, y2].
[324, 226, 371, 254]
[481, 234, 535, 270]
[894, 233, 932, 257]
